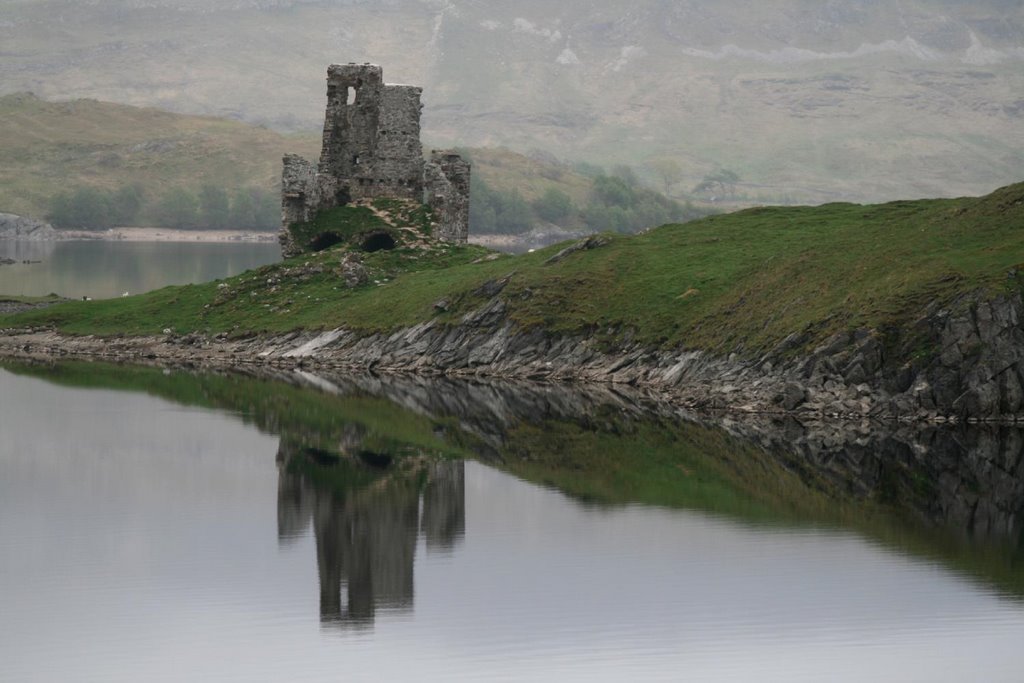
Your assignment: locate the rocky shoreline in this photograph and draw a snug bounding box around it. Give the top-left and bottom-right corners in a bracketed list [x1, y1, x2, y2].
[0, 213, 56, 241]
[3, 286, 1024, 424]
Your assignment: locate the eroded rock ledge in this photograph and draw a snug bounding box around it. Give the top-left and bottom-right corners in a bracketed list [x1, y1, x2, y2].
[3, 288, 1024, 423]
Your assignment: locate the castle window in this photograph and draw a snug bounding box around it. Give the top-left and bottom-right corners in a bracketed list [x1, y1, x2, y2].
[346, 87, 357, 106]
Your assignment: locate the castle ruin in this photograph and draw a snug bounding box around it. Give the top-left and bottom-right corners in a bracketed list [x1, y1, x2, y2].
[281, 64, 470, 257]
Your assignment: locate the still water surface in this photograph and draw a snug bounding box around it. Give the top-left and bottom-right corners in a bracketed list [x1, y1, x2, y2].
[2, 364, 1024, 681]
[0, 239, 280, 299]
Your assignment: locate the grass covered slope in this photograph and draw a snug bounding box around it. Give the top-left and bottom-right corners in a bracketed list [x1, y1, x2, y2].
[0, 92, 320, 219]
[3, 183, 1023, 357]
[5, 0, 1023, 205]
[0, 94, 613, 226]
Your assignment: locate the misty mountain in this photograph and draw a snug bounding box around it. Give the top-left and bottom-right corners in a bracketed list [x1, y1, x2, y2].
[2, 0, 1022, 203]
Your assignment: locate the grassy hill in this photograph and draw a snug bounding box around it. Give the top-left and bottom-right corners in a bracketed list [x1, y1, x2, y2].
[0, 92, 319, 221]
[463, 147, 594, 204]
[5, 182, 1022, 360]
[0, 94, 673, 232]
[1, 0, 1022, 203]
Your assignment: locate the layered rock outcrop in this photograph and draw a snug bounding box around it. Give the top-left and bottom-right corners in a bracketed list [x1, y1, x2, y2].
[5, 287, 1024, 423]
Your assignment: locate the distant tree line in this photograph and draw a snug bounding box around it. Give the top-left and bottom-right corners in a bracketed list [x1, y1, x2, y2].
[48, 184, 279, 231]
[470, 164, 706, 236]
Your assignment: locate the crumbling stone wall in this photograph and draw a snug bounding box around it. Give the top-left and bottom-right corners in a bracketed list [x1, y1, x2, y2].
[372, 85, 425, 200]
[425, 150, 471, 244]
[318, 64, 424, 202]
[280, 154, 321, 257]
[282, 64, 470, 255]
[318, 64, 383, 203]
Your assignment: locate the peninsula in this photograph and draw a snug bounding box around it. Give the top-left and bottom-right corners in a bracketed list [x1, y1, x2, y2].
[2, 66, 1023, 424]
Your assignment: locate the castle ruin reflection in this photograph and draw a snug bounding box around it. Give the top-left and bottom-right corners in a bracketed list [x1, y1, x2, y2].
[276, 439, 465, 629]
[8, 359, 1024, 603]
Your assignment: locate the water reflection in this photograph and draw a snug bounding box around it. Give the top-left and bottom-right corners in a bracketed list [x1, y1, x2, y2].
[720, 418, 1024, 543]
[277, 438, 465, 628]
[0, 239, 56, 262]
[0, 240, 279, 298]
[9, 362, 1024, 681]
[4, 359, 1024, 601]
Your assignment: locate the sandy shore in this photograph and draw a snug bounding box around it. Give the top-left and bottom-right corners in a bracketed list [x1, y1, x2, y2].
[56, 227, 278, 243]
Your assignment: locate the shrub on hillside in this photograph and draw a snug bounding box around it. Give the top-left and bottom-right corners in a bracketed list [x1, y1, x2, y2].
[48, 187, 114, 230]
[533, 188, 574, 223]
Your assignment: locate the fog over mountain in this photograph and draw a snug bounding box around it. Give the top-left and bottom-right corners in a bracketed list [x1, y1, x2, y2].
[2, 0, 1023, 202]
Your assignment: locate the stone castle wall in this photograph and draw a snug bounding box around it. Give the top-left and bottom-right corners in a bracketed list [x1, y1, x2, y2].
[281, 64, 469, 256]
[371, 85, 425, 200]
[425, 150, 471, 244]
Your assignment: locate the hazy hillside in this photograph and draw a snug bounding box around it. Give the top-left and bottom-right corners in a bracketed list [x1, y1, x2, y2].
[0, 93, 651, 233]
[0, 92, 319, 220]
[1, 0, 1022, 204]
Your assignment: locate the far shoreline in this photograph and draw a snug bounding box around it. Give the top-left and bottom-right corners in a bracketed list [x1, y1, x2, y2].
[53, 227, 278, 243]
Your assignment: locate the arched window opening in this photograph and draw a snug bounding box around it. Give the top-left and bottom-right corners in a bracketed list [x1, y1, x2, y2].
[360, 231, 396, 252]
[310, 232, 344, 252]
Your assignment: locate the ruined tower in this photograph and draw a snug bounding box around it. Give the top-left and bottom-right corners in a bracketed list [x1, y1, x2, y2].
[424, 150, 472, 244]
[281, 64, 470, 258]
[319, 64, 424, 202]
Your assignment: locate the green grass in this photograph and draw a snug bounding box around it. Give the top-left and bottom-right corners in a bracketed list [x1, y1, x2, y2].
[370, 198, 435, 236]
[5, 182, 1022, 357]
[287, 205, 391, 251]
[286, 200, 439, 254]
[0, 237, 497, 336]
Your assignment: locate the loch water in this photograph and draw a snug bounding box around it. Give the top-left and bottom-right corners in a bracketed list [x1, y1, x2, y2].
[3, 361, 1024, 682]
[0, 240, 280, 299]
